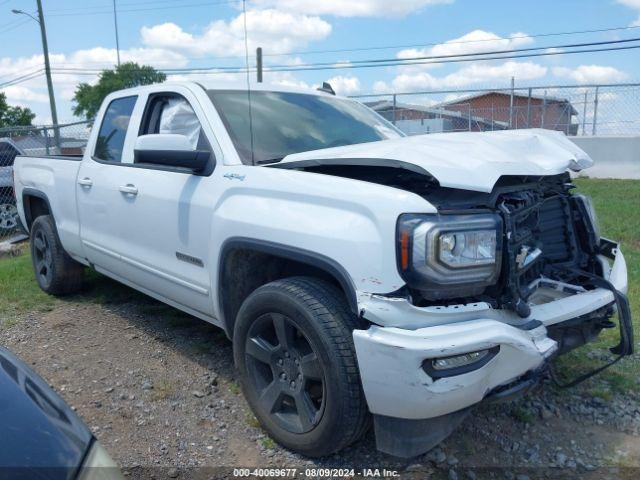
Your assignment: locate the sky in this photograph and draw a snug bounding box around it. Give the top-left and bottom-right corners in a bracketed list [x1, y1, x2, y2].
[1, 0, 639, 123]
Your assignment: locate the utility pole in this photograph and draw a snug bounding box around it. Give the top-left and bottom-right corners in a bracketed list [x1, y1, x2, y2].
[14, 3, 60, 147]
[36, 0, 60, 148]
[113, 0, 121, 66]
[256, 47, 263, 83]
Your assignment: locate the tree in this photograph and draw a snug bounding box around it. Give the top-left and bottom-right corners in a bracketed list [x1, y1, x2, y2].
[72, 62, 166, 120]
[0, 92, 36, 128]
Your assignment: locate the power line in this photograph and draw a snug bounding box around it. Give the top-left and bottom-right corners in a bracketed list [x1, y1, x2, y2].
[264, 44, 640, 74]
[47, 42, 640, 77]
[0, 70, 46, 88]
[263, 24, 640, 58]
[49, 36, 640, 74]
[0, 18, 32, 36]
[45, 0, 235, 12]
[263, 36, 640, 70]
[46, 0, 240, 16]
[0, 68, 44, 82]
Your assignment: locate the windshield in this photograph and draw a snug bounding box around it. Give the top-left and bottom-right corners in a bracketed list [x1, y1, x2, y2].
[208, 90, 403, 164]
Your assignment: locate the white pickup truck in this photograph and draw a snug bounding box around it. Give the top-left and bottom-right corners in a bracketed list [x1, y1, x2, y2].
[14, 82, 633, 458]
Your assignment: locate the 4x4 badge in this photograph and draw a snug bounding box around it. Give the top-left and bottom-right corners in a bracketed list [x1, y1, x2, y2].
[223, 173, 246, 181]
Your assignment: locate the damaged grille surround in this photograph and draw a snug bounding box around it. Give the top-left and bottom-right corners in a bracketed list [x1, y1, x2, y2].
[496, 186, 585, 317]
[401, 174, 602, 316]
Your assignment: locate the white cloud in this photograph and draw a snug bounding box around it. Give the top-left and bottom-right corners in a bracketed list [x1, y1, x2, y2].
[2, 85, 49, 103]
[397, 30, 533, 62]
[616, 0, 640, 24]
[323, 75, 361, 95]
[387, 61, 547, 91]
[141, 9, 331, 57]
[250, 0, 453, 17]
[166, 70, 313, 91]
[372, 80, 391, 94]
[553, 65, 629, 84]
[0, 45, 189, 119]
[617, 0, 640, 8]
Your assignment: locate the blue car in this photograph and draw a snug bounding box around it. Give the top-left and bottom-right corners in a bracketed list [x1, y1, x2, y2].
[0, 347, 123, 480]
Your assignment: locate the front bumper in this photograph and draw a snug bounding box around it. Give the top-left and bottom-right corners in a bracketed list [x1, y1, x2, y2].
[353, 247, 628, 421]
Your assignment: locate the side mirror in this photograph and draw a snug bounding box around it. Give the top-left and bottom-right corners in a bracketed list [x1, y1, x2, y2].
[134, 134, 211, 173]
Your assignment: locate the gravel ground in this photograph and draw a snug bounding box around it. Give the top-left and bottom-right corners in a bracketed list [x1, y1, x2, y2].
[2, 290, 640, 480]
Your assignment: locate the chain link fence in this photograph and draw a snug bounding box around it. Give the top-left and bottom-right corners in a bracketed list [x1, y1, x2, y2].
[0, 121, 90, 242]
[352, 83, 640, 137]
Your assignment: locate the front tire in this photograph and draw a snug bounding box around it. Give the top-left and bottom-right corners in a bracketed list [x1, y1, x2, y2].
[30, 215, 84, 295]
[234, 277, 369, 457]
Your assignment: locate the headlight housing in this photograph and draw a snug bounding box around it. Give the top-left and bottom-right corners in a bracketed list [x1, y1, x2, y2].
[397, 213, 503, 300]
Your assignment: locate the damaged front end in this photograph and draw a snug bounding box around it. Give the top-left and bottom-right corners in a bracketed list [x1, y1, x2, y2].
[353, 173, 633, 457]
[393, 173, 633, 362]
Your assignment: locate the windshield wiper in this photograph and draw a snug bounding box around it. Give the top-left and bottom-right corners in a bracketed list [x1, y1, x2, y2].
[255, 157, 284, 165]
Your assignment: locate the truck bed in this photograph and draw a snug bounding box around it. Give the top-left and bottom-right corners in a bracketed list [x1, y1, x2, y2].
[14, 154, 84, 256]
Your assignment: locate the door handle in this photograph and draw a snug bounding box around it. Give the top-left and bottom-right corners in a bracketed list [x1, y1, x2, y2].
[119, 184, 138, 196]
[78, 177, 93, 188]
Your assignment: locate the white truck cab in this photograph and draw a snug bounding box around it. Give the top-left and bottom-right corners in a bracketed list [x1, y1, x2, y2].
[13, 81, 633, 458]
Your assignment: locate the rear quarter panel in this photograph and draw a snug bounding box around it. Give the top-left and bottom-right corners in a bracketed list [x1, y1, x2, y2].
[14, 156, 83, 257]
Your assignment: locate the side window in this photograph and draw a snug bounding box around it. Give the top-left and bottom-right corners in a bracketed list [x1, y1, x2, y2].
[94, 96, 137, 163]
[139, 94, 209, 152]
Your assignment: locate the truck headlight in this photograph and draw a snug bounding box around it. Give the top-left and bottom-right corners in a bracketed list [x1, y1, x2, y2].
[397, 213, 503, 299]
[439, 230, 497, 267]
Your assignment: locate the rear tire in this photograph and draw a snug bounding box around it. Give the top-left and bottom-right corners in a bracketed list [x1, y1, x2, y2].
[30, 215, 84, 295]
[234, 277, 369, 457]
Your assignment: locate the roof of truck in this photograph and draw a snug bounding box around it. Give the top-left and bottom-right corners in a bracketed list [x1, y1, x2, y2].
[198, 80, 334, 96]
[113, 81, 339, 98]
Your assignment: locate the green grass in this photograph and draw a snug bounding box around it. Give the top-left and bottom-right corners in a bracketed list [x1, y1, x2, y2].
[260, 437, 276, 450]
[555, 178, 640, 394]
[228, 381, 241, 395]
[511, 405, 535, 424]
[245, 412, 261, 429]
[0, 253, 56, 324]
[0, 251, 190, 328]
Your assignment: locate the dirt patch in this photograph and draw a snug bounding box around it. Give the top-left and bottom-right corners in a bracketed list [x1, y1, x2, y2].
[2, 296, 640, 479]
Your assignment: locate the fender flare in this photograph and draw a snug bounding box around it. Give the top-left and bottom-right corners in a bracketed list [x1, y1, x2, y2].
[217, 237, 358, 336]
[21, 188, 54, 232]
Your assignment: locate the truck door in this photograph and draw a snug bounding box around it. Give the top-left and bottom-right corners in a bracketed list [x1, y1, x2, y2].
[77, 95, 139, 280]
[102, 91, 219, 317]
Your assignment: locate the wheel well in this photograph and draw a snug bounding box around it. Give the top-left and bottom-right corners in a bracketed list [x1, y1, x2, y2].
[219, 242, 357, 338]
[22, 193, 51, 231]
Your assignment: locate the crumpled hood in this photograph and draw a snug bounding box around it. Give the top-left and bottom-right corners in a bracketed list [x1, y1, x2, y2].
[277, 128, 593, 193]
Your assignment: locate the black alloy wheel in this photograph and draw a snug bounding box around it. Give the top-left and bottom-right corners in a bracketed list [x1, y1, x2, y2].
[234, 277, 369, 457]
[245, 312, 325, 434]
[33, 228, 53, 288]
